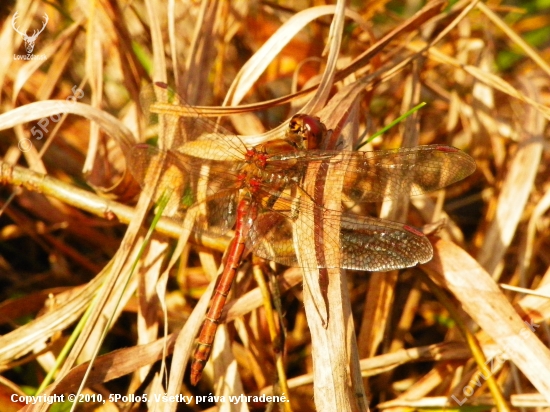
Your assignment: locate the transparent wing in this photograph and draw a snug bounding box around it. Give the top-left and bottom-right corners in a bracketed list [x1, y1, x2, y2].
[246, 205, 433, 271]
[140, 82, 248, 159]
[128, 144, 241, 234]
[266, 145, 476, 205]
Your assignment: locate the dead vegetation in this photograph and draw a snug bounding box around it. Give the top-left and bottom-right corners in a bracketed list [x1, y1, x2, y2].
[0, 0, 550, 411]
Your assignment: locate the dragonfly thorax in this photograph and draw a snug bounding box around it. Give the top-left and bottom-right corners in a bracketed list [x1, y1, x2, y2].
[238, 160, 297, 194]
[234, 139, 308, 200]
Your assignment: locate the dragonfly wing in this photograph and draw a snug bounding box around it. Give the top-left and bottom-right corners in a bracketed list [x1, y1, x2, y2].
[245, 204, 432, 272]
[246, 211, 298, 267]
[191, 189, 239, 236]
[141, 82, 248, 159]
[128, 144, 240, 234]
[128, 144, 193, 217]
[337, 213, 433, 271]
[339, 145, 475, 203]
[298, 210, 433, 271]
[284, 145, 475, 204]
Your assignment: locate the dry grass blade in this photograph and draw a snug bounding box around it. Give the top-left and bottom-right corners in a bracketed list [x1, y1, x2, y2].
[19, 333, 179, 407]
[424, 238, 550, 401]
[476, 2, 550, 78]
[259, 342, 472, 394]
[476, 79, 545, 276]
[0, 269, 107, 367]
[407, 41, 550, 121]
[226, 5, 340, 107]
[0, 160, 229, 251]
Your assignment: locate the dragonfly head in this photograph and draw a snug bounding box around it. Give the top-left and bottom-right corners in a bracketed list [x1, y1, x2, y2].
[286, 114, 327, 150]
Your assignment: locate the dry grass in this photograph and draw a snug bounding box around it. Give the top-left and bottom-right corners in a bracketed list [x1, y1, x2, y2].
[1, 0, 550, 411]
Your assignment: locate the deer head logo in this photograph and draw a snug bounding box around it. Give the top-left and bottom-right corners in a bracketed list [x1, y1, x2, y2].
[12, 12, 49, 54]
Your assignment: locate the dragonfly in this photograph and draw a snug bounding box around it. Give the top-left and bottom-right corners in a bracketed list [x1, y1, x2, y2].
[128, 83, 476, 385]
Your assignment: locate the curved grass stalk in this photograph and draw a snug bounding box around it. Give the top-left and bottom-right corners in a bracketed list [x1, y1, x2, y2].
[67, 189, 172, 412]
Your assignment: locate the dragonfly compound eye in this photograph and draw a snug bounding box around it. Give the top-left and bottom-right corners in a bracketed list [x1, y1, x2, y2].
[299, 115, 326, 150]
